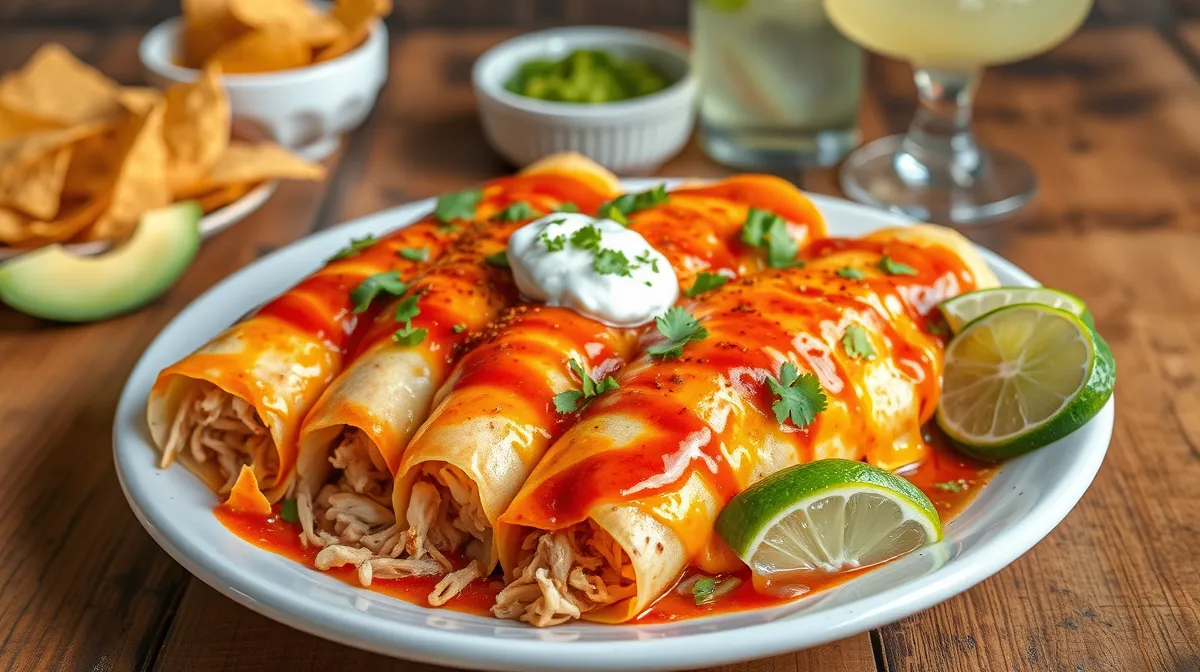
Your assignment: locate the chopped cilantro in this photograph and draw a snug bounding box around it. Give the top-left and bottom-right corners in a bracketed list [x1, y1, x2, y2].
[350, 271, 408, 314]
[740, 208, 800, 269]
[394, 295, 421, 323]
[593, 248, 632, 277]
[398, 247, 429, 262]
[279, 499, 299, 523]
[599, 184, 669, 223]
[765, 362, 827, 428]
[634, 250, 660, 272]
[493, 201, 540, 222]
[692, 577, 716, 605]
[879, 256, 918, 276]
[541, 232, 567, 252]
[685, 272, 728, 297]
[934, 480, 966, 493]
[598, 203, 628, 226]
[553, 358, 619, 413]
[841, 325, 876, 360]
[452, 323, 466, 334]
[926, 317, 950, 337]
[647, 307, 708, 359]
[553, 202, 579, 213]
[837, 267, 866, 280]
[434, 188, 483, 223]
[570, 224, 604, 251]
[484, 250, 510, 267]
[392, 325, 427, 346]
[438, 223, 460, 234]
[328, 235, 379, 262]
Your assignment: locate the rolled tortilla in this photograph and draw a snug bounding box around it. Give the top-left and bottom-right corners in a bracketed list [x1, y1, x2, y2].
[388, 174, 830, 578]
[494, 225, 998, 626]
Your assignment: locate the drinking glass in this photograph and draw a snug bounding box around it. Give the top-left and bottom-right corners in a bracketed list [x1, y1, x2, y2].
[824, 0, 1093, 225]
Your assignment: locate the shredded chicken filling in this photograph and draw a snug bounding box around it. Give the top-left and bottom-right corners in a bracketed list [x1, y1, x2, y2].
[492, 521, 637, 627]
[297, 432, 485, 605]
[160, 382, 274, 493]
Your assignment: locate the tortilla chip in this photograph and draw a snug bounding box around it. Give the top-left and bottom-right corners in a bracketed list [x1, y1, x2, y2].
[208, 29, 310, 74]
[163, 65, 230, 192]
[177, 141, 323, 197]
[0, 146, 71, 220]
[181, 0, 247, 68]
[0, 45, 122, 126]
[119, 87, 166, 116]
[0, 197, 107, 247]
[0, 105, 60, 142]
[194, 181, 255, 213]
[0, 121, 110, 169]
[222, 465, 272, 516]
[82, 102, 172, 241]
[62, 129, 122, 199]
[315, 0, 389, 62]
[229, 0, 344, 47]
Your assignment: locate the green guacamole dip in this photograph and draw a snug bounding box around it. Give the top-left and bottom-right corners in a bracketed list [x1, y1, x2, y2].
[504, 49, 671, 104]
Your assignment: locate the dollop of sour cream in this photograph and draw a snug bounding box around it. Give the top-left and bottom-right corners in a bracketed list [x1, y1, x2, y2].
[506, 213, 677, 327]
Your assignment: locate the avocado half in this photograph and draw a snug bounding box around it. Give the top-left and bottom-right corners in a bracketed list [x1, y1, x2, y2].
[0, 201, 202, 323]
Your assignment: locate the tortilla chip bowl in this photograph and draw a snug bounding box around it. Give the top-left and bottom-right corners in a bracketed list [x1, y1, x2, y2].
[139, 12, 387, 159]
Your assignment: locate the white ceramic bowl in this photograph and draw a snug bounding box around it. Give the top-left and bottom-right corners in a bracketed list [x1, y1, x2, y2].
[473, 27, 697, 175]
[139, 16, 388, 159]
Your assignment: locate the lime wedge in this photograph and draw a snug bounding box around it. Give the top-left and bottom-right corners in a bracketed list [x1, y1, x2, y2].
[936, 304, 1115, 461]
[716, 459, 942, 578]
[939, 287, 1093, 334]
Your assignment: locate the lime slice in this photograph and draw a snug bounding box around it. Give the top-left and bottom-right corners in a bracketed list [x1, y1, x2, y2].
[716, 459, 941, 578]
[939, 287, 1093, 334]
[936, 304, 1115, 461]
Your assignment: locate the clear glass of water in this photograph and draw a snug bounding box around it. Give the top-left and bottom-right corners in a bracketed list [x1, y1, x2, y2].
[691, 0, 863, 170]
[825, 0, 1093, 225]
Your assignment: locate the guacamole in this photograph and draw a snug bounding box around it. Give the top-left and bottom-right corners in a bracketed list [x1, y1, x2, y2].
[504, 49, 671, 104]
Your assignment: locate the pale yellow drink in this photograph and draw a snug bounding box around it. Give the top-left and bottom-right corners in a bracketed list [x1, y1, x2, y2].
[824, 0, 1092, 68]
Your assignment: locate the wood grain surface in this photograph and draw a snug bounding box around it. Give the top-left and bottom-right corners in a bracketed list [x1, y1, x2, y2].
[0, 22, 1198, 672]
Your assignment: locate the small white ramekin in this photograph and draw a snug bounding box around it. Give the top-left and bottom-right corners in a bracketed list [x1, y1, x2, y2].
[473, 27, 696, 175]
[139, 16, 388, 159]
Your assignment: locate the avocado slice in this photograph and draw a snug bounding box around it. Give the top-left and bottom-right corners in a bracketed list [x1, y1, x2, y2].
[0, 201, 202, 322]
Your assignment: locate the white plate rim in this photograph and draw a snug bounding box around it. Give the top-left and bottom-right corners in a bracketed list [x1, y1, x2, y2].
[0, 181, 277, 260]
[113, 181, 1114, 672]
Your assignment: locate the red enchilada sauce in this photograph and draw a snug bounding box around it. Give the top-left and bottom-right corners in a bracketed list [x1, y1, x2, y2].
[216, 425, 990, 621]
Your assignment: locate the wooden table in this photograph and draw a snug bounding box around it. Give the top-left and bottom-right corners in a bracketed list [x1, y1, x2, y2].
[2, 25, 1199, 672]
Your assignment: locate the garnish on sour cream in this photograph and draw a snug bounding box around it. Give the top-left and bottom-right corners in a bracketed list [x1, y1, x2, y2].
[506, 213, 677, 327]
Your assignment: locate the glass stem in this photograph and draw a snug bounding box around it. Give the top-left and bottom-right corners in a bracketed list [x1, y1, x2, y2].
[893, 68, 983, 189]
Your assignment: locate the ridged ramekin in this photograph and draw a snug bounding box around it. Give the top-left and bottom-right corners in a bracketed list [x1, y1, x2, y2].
[472, 27, 696, 175]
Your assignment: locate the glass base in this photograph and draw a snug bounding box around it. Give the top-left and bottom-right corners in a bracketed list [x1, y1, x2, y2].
[700, 121, 859, 171]
[839, 134, 1036, 226]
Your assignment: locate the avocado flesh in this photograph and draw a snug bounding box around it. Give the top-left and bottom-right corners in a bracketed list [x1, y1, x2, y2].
[0, 201, 202, 323]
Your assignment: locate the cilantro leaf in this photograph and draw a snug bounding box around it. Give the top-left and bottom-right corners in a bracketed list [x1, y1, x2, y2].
[435, 188, 483, 223]
[600, 185, 669, 223]
[836, 267, 865, 280]
[484, 250, 510, 267]
[553, 202, 579, 213]
[926, 317, 950, 337]
[841, 325, 876, 360]
[879, 256, 917, 276]
[741, 208, 800, 268]
[328, 235, 379, 262]
[692, 577, 716, 605]
[392, 325, 427, 346]
[493, 201, 540, 222]
[593, 248, 633, 277]
[685, 272, 728, 297]
[598, 203, 628, 226]
[555, 359, 619, 414]
[570, 224, 604, 251]
[634, 250, 659, 272]
[766, 362, 827, 428]
[350, 271, 408, 314]
[398, 247, 429, 262]
[452, 323, 466, 334]
[541, 232, 567, 252]
[279, 499, 299, 523]
[553, 390, 584, 413]
[394, 295, 421, 323]
[647, 307, 708, 359]
[933, 480, 966, 493]
[438, 223, 460, 234]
